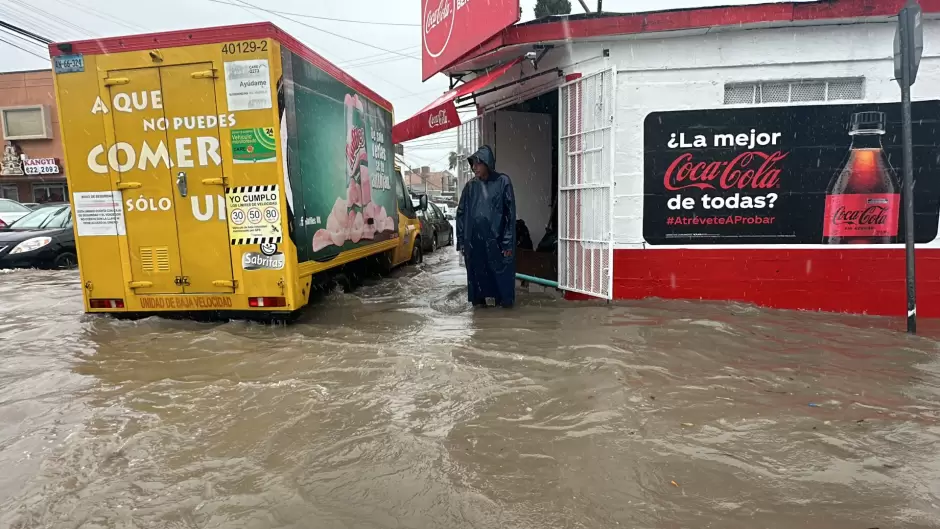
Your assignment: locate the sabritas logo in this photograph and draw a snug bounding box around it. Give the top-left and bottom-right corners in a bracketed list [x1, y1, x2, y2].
[424, 0, 456, 58]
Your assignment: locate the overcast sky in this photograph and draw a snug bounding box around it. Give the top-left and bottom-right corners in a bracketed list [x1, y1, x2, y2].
[1, 0, 808, 172]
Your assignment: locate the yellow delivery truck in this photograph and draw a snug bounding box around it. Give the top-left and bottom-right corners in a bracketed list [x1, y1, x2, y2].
[49, 22, 425, 318]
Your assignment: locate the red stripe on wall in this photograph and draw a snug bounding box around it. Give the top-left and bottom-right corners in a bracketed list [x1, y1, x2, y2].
[609, 248, 940, 317]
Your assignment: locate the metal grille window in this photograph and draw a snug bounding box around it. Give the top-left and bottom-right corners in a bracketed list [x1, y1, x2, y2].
[455, 116, 481, 202]
[724, 78, 865, 105]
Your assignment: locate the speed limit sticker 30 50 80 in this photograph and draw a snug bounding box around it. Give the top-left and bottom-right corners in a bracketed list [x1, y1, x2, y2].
[225, 185, 283, 245]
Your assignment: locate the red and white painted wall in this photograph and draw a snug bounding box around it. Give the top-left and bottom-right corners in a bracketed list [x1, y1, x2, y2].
[451, 4, 940, 318]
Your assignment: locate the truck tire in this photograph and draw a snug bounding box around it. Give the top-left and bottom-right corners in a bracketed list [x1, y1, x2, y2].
[411, 238, 423, 265]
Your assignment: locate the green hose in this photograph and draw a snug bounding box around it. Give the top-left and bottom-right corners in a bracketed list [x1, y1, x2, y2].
[515, 273, 559, 288]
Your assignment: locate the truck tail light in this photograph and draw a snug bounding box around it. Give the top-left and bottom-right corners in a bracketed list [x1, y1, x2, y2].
[89, 298, 125, 309]
[248, 297, 286, 308]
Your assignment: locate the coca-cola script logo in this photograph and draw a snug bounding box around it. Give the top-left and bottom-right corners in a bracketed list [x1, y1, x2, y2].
[424, 0, 456, 58]
[664, 151, 788, 191]
[428, 110, 450, 129]
[831, 205, 890, 227]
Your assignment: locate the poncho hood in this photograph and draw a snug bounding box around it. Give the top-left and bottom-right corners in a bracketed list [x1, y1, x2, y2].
[468, 145, 496, 173]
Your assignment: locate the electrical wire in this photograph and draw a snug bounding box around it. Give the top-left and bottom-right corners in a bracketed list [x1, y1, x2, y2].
[0, 19, 52, 44]
[208, 0, 419, 27]
[228, 0, 419, 61]
[6, 0, 100, 37]
[339, 46, 420, 68]
[0, 27, 48, 50]
[47, 0, 148, 32]
[0, 4, 81, 42]
[0, 35, 48, 60]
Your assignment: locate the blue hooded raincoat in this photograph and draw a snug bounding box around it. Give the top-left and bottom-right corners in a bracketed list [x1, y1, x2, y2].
[456, 146, 517, 308]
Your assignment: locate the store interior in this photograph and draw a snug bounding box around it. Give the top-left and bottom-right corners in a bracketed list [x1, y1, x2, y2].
[484, 89, 560, 283]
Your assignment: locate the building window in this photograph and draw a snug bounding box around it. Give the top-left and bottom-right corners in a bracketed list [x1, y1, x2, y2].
[0, 184, 18, 201]
[1, 105, 53, 140]
[724, 78, 865, 105]
[32, 183, 67, 203]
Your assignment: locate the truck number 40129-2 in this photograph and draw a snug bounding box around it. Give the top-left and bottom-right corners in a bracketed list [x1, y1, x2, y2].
[221, 40, 268, 54]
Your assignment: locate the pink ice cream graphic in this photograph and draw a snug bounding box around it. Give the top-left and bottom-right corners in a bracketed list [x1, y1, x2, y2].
[359, 166, 372, 205]
[311, 92, 392, 254]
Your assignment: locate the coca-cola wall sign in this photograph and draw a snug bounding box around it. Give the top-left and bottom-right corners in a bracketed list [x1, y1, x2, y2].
[642, 101, 940, 245]
[421, 0, 520, 81]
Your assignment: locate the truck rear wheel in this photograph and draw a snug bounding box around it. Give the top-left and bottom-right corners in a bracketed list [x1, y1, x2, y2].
[411, 239, 423, 265]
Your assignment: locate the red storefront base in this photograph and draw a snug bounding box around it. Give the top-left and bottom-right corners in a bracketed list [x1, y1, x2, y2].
[567, 248, 940, 318]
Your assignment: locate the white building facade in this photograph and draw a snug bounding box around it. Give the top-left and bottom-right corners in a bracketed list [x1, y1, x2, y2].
[403, 0, 940, 317]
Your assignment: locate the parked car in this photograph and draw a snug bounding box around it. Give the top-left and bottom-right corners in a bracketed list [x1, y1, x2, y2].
[0, 198, 31, 228]
[0, 204, 77, 269]
[416, 201, 454, 253]
[434, 202, 454, 220]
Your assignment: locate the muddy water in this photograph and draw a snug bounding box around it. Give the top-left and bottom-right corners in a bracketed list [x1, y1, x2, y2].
[2, 251, 940, 528]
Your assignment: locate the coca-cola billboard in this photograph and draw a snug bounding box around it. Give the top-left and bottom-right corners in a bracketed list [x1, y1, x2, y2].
[643, 101, 940, 245]
[422, 0, 520, 81]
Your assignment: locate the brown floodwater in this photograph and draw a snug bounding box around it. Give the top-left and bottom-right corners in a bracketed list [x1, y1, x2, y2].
[2, 249, 940, 529]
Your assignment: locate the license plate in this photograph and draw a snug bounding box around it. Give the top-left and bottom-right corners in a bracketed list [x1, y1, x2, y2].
[54, 54, 85, 74]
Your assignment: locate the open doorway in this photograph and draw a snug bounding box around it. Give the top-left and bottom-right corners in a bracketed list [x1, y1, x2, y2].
[487, 89, 560, 284]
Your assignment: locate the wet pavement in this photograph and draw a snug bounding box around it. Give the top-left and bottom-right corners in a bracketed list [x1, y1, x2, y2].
[2, 249, 940, 528]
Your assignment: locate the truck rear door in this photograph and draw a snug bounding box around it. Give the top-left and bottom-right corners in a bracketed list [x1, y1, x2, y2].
[106, 63, 234, 296]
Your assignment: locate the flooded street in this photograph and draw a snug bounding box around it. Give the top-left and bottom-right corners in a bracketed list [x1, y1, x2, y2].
[2, 250, 940, 528]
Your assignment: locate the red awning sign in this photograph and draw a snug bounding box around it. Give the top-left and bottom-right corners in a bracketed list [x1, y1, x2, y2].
[392, 58, 521, 144]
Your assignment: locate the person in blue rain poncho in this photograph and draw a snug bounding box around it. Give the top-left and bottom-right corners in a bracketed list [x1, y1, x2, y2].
[456, 145, 517, 308]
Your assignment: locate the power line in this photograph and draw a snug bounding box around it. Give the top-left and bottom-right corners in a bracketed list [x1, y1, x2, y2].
[345, 53, 420, 70]
[0, 35, 48, 60]
[47, 0, 148, 32]
[0, 27, 48, 50]
[339, 46, 420, 68]
[0, 19, 52, 44]
[0, 4, 81, 42]
[208, 0, 419, 26]
[6, 0, 99, 37]
[226, 0, 419, 61]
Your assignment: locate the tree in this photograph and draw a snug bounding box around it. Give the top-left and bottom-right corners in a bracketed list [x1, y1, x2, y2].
[449, 148, 471, 171]
[534, 0, 571, 19]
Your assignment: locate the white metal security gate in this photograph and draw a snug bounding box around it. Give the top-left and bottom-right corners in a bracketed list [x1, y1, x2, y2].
[558, 68, 615, 299]
[456, 115, 481, 202]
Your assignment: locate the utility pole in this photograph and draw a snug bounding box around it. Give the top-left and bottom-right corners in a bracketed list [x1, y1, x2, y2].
[893, 0, 923, 334]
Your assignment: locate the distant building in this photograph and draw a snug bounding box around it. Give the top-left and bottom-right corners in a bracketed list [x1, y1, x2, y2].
[0, 69, 68, 204]
[403, 166, 456, 199]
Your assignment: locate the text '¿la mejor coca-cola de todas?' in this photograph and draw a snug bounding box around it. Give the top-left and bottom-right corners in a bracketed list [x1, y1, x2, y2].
[664, 129, 787, 211]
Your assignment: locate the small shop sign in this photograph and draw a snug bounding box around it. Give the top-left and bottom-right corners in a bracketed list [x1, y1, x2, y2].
[23, 157, 60, 176]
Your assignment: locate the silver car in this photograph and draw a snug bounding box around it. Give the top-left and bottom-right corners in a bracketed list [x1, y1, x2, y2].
[0, 198, 31, 229]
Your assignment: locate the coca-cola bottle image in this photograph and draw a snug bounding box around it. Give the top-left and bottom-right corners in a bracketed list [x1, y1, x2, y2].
[823, 111, 900, 244]
[345, 94, 368, 184]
